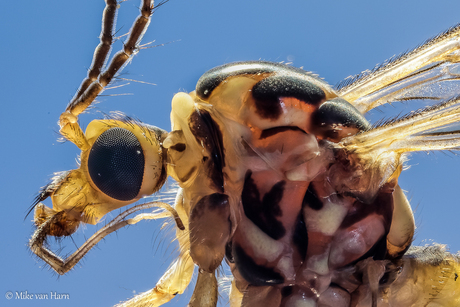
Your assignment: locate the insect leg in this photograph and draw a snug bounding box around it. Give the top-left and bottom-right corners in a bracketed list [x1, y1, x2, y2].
[29, 202, 178, 275]
[229, 279, 244, 307]
[116, 189, 195, 307]
[116, 252, 195, 306]
[59, 0, 154, 150]
[188, 270, 218, 307]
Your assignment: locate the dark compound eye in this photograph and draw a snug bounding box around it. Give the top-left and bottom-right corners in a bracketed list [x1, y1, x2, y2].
[88, 127, 145, 201]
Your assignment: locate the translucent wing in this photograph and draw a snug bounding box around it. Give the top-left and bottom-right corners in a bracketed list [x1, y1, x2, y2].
[335, 25, 460, 186]
[336, 24, 460, 114]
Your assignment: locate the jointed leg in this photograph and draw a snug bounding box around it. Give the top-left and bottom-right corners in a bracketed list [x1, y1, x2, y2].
[29, 202, 180, 275]
[116, 190, 196, 307]
[229, 279, 244, 307]
[116, 252, 196, 307]
[188, 270, 218, 307]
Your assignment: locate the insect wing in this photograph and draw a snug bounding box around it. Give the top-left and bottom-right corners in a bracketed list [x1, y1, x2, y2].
[337, 24, 460, 114]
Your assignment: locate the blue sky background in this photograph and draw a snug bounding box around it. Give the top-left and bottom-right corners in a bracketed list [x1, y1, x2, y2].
[2, 0, 460, 306]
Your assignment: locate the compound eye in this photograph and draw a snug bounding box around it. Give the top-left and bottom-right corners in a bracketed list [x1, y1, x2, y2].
[88, 127, 145, 201]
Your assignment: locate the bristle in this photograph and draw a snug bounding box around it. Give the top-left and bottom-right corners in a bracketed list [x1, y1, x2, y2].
[341, 95, 460, 160]
[336, 23, 460, 92]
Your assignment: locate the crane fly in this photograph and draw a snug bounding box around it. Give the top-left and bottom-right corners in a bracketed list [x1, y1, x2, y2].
[28, 1, 460, 306]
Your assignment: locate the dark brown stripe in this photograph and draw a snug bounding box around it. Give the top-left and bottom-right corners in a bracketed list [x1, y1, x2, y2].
[189, 109, 225, 192]
[303, 183, 323, 211]
[260, 126, 306, 139]
[242, 170, 286, 240]
[233, 243, 284, 286]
